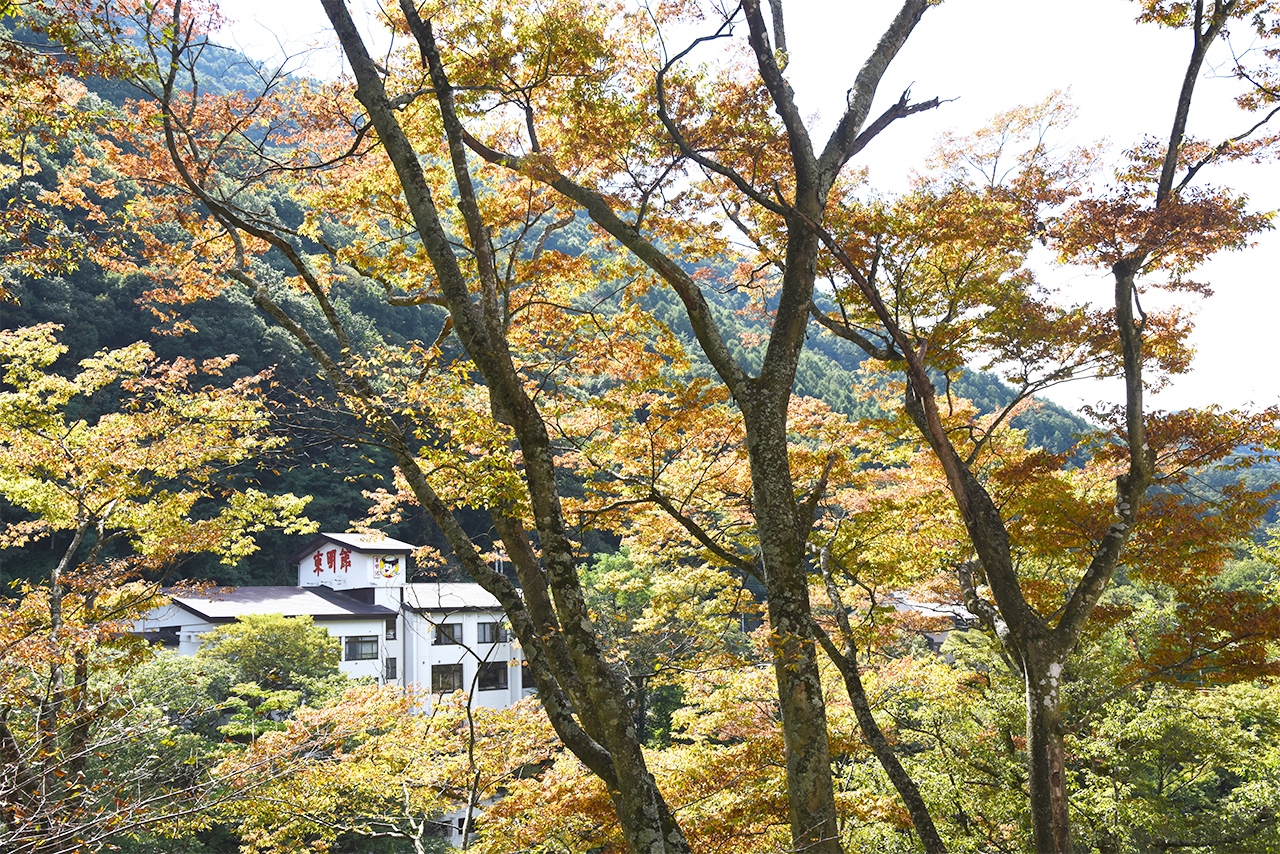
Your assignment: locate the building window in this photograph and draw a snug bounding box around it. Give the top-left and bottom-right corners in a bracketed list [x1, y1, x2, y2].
[478, 621, 509, 644]
[433, 623, 462, 645]
[432, 663, 463, 693]
[344, 636, 378, 661]
[384, 657, 397, 680]
[385, 619, 397, 640]
[478, 662, 508, 691]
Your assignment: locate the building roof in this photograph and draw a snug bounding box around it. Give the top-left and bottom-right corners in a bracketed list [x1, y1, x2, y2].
[286, 532, 420, 565]
[886, 593, 975, 624]
[403, 582, 502, 612]
[169, 586, 398, 623]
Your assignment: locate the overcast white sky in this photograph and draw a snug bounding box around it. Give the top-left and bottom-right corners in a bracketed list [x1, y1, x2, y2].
[213, 0, 1279, 416]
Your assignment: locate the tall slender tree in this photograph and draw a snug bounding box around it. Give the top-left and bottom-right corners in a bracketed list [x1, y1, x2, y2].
[809, 4, 1280, 850]
[104, 0, 948, 850]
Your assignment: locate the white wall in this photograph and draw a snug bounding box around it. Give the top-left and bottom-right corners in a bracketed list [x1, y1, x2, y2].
[297, 543, 405, 596]
[319, 616, 402, 683]
[404, 610, 523, 710]
[136, 585, 527, 705]
[137, 607, 404, 683]
[136, 603, 214, 656]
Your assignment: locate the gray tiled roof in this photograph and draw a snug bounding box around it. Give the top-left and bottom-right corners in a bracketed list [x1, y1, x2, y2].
[171, 586, 397, 622]
[403, 582, 502, 612]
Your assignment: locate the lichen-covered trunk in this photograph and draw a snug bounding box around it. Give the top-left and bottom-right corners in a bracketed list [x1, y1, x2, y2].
[316, 5, 694, 851]
[903, 382, 1079, 853]
[763, 576, 840, 853]
[745, 388, 843, 854]
[1025, 648, 1071, 854]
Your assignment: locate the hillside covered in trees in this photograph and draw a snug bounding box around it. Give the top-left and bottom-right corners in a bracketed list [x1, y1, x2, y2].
[0, 128, 1092, 587]
[4, 2, 1280, 854]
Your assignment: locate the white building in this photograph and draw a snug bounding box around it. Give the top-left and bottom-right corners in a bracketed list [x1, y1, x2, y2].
[139, 533, 526, 706]
[141, 585, 402, 683]
[402, 582, 529, 709]
[136, 533, 530, 848]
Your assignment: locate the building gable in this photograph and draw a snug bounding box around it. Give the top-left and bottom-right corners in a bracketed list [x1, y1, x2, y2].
[291, 533, 415, 591]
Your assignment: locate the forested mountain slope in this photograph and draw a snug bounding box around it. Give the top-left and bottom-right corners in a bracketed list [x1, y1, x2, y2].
[0, 35, 1156, 587]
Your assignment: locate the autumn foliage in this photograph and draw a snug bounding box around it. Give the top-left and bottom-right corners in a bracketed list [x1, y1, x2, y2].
[5, 0, 1280, 853]
[0, 324, 313, 854]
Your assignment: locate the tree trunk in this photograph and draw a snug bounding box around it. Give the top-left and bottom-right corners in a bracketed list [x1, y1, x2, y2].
[313, 5, 694, 852]
[1025, 648, 1071, 854]
[816, 556, 948, 854]
[764, 583, 842, 853]
[744, 384, 844, 854]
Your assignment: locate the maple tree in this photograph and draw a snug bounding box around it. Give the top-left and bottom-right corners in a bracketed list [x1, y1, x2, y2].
[96, 1, 946, 850]
[315, 3, 946, 851]
[482, 656, 805, 854]
[869, 614, 1280, 853]
[566, 372, 964, 848]
[215, 687, 558, 854]
[593, 369, 1273, 851]
[0, 323, 314, 854]
[0, 0, 140, 300]
[804, 4, 1280, 851]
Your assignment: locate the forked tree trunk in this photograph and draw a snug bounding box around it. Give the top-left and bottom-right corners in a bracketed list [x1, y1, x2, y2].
[314, 4, 693, 851]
